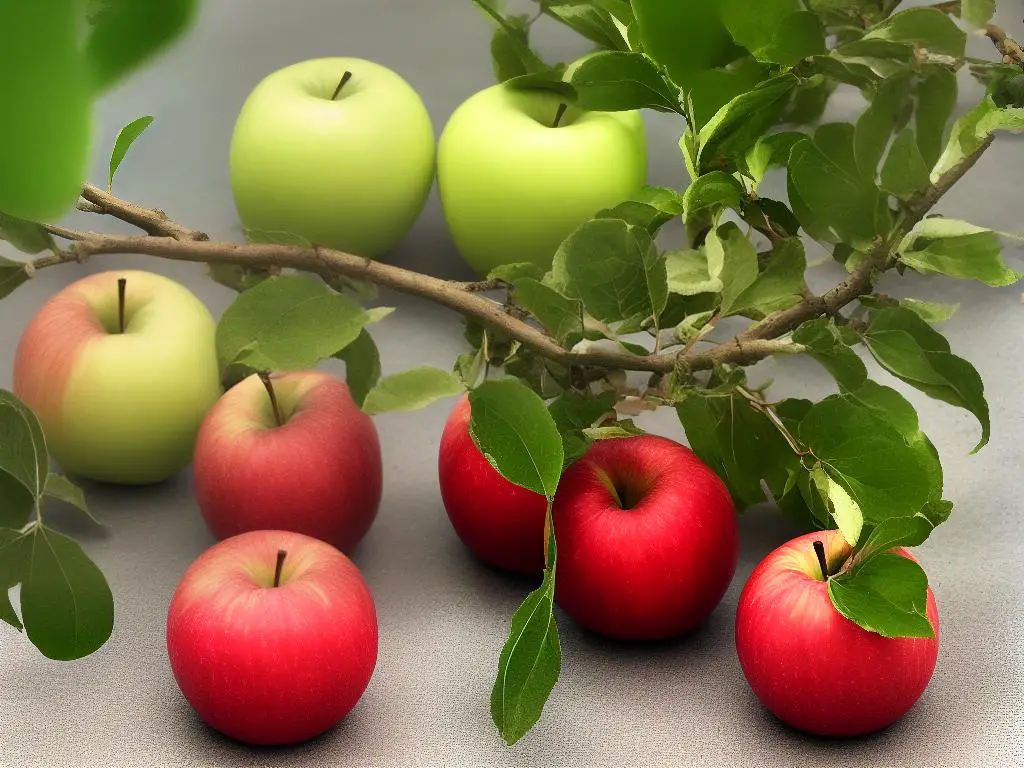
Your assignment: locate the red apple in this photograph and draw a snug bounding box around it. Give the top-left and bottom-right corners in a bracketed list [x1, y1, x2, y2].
[552, 434, 738, 640]
[735, 529, 940, 737]
[166, 529, 378, 746]
[437, 394, 548, 573]
[192, 370, 382, 553]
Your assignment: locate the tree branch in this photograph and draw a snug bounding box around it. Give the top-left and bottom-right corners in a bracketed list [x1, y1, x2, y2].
[31, 135, 993, 378]
[986, 23, 1024, 71]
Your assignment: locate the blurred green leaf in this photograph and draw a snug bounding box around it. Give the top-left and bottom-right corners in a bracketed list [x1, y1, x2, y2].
[0, 256, 32, 300]
[84, 0, 199, 91]
[899, 298, 959, 324]
[0, 0, 92, 222]
[362, 367, 464, 416]
[961, 0, 996, 29]
[0, 211, 56, 255]
[0, 390, 48, 503]
[107, 115, 153, 191]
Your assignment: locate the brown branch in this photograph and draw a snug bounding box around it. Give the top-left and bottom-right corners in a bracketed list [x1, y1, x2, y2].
[986, 24, 1024, 71]
[79, 183, 209, 241]
[30, 136, 993, 379]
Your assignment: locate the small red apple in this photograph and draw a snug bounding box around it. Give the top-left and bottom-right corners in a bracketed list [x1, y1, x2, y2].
[166, 529, 378, 746]
[192, 370, 382, 553]
[735, 529, 940, 737]
[437, 394, 548, 573]
[552, 434, 738, 641]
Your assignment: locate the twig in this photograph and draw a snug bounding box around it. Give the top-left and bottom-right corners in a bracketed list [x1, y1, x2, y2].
[986, 24, 1024, 71]
[79, 183, 209, 241]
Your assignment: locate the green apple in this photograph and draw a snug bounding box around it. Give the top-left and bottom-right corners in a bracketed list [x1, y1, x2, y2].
[437, 83, 647, 276]
[12, 270, 222, 485]
[229, 57, 436, 258]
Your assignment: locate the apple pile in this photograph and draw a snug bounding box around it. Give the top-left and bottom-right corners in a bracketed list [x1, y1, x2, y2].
[7, 54, 942, 747]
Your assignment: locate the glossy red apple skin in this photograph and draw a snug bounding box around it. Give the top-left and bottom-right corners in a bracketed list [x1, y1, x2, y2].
[165, 529, 378, 746]
[735, 529, 940, 737]
[192, 370, 382, 554]
[552, 434, 738, 641]
[437, 394, 549, 574]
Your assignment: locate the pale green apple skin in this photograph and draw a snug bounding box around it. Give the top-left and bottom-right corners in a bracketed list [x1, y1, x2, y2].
[229, 57, 436, 259]
[437, 83, 648, 276]
[13, 270, 222, 485]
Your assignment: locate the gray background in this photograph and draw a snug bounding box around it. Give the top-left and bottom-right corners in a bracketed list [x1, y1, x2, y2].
[1, 1, 1022, 766]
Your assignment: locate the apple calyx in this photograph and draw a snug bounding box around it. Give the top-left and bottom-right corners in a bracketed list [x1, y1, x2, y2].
[812, 539, 829, 581]
[331, 71, 353, 101]
[551, 102, 568, 128]
[256, 370, 284, 427]
[273, 549, 287, 587]
[117, 277, 127, 333]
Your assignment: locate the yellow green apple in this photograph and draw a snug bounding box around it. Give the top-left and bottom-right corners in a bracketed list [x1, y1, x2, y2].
[229, 57, 436, 259]
[437, 82, 648, 276]
[12, 270, 221, 485]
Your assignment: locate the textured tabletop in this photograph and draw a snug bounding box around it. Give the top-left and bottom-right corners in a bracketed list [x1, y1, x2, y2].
[1, 2, 1022, 766]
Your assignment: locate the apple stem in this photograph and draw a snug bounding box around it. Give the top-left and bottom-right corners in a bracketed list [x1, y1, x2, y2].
[552, 102, 568, 128]
[117, 277, 127, 333]
[273, 549, 287, 587]
[257, 370, 283, 427]
[813, 539, 829, 580]
[332, 70, 353, 100]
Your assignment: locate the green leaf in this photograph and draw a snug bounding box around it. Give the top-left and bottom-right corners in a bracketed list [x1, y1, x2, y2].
[788, 136, 880, 246]
[682, 171, 744, 220]
[551, 218, 667, 324]
[469, 378, 563, 499]
[473, 2, 549, 82]
[961, 0, 996, 29]
[106, 115, 153, 191]
[583, 420, 646, 440]
[84, 0, 199, 91]
[709, 223, 758, 316]
[899, 298, 959, 324]
[916, 69, 957, 169]
[216, 275, 390, 372]
[453, 348, 487, 391]
[513, 278, 583, 346]
[898, 218, 1022, 287]
[361, 367, 464, 416]
[814, 122, 859, 179]
[697, 75, 799, 173]
[489, 262, 545, 283]
[665, 249, 723, 296]
[920, 499, 953, 526]
[676, 393, 796, 508]
[19, 525, 115, 659]
[757, 12, 827, 67]
[931, 97, 1024, 181]
[798, 395, 932, 522]
[0, 0, 92, 222]
[0, 529, 25, 630]
[792, 317, 868, 390]
[0, 211, 56, 255]
[0, 390, 48, 506]
[490, 541, 560, 745]
[549, 390, 617, 467]
[828, 553, 934, 638]
[333, 330, 381, 409]
[43, 473, 100, 526]
[864, 7, 966, 58]
[810, 464, 864, 546]
[567, 51, 682, 113]
[206, 263, 275, 293]
[852, 515, 934, 569]
[544, 2, 629, 51]
[631, 0, 743, 82]
[595, 186, 684, 235]
[721, 0, 802, 53]
[744, 131, 806, 186]
[854, 73, 912, 180]
[0, 255, 32, 299]
[727, 238, 806, 317]
[863, 307, 990, 451]
[880, 128, 930, 199]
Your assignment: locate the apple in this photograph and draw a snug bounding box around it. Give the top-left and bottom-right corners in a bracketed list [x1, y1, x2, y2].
[735, 529, 940, 737]
[437, 394, 548, 573]
[12, 269, 221, 485]
[436, 82, 648, 276]
[552, 434, 737, 641]
[166, 529, 378, 746]
[229, 57, 435, 259]
[192, 369, 382, 554]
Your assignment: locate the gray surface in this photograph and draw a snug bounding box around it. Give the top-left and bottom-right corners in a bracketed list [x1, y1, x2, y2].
[1, 1, 1022, 766]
